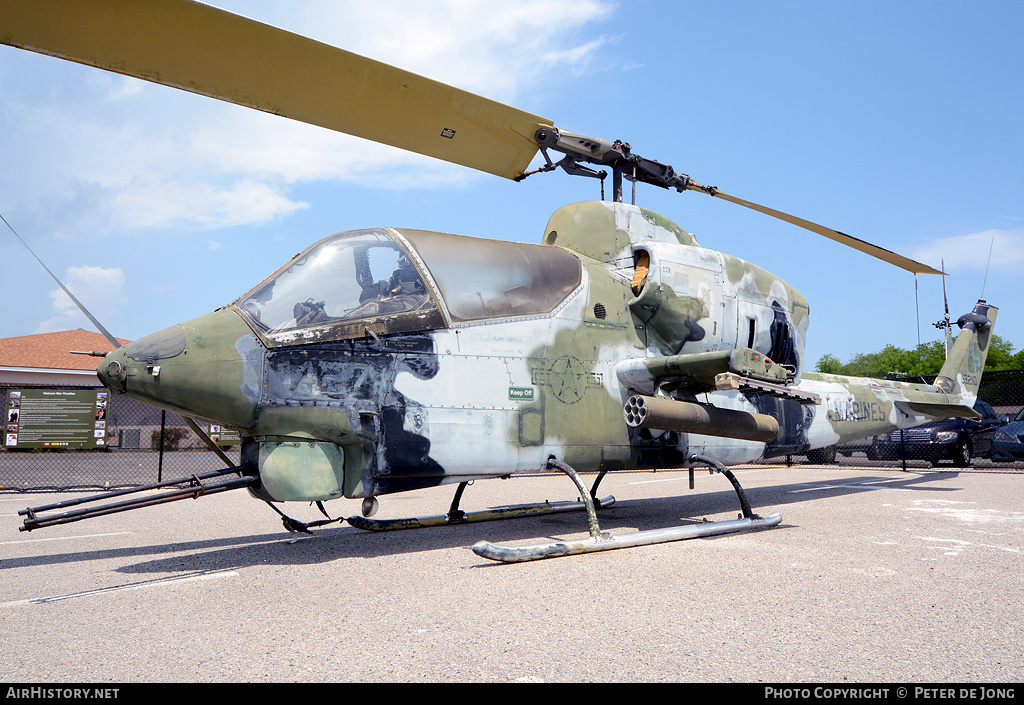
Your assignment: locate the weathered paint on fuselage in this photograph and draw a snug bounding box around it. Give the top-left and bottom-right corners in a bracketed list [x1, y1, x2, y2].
[98, 201, 994, 505]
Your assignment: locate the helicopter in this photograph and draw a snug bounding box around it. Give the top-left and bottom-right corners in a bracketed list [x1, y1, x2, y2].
[2, 1, 998, 562]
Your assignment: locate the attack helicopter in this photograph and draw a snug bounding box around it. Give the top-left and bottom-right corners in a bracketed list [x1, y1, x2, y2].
[3, 1, 998, 561]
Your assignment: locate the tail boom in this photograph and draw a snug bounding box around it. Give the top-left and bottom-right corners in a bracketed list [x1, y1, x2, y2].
[793, 300, 997, 454]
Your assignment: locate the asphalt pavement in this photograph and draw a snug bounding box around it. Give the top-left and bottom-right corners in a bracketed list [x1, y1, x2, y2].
[1, 464, 1021, 683]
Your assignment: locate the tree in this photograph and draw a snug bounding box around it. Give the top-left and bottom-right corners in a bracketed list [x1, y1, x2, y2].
[815, 334, 1021, 378]
[815, 353, 843, 374]
[983, 334, 1018, 370]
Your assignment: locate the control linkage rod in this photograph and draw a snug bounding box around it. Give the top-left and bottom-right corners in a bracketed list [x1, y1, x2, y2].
[516, 126, 717, 203]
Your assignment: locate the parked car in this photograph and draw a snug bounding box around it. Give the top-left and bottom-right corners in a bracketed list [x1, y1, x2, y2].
[835, 435, 881, 459]
[991, 407, 1024, 462]
[872, 399, 1008, 466]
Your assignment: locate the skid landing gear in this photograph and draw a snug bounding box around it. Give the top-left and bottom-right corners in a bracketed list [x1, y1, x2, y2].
[346, 474, 615, 532]
[471, 455, 782, 563]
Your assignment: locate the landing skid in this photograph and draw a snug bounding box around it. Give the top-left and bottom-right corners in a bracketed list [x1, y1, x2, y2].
[471, 513, 783, 562]
[471, 455, 781, 563]
[347, 494, 615, 531]
[346, 472, 614, 531]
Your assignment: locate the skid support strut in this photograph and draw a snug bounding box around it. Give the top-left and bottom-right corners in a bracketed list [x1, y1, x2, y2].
[471, 455, 781, 563]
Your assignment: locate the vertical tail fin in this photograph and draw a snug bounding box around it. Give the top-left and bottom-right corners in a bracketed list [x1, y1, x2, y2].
[933, 299, 998, 402]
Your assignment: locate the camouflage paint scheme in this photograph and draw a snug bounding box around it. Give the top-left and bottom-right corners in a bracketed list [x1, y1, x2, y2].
[97, 201, 996, 507]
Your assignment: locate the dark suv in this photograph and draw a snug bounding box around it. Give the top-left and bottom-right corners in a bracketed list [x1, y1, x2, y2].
[872, 399, 1008, 466]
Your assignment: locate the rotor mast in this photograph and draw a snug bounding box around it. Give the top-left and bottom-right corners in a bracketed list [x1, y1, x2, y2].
[518, 127, 710, 205]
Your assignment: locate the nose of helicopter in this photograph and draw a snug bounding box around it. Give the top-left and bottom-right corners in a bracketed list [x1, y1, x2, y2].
[96, 307, 261, 430]
[97, 346, 128, 393]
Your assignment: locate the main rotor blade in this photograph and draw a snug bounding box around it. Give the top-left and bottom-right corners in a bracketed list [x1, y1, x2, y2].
[0, 0, 551, 179]
[688, 184, 944, 275]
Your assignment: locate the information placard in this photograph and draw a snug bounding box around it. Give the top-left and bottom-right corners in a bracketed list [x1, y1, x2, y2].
[208, 424, 241, 447]
[4, 389, 109, 449]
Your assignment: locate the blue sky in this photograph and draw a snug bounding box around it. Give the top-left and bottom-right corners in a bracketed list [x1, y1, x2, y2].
[2, 0, 1022, 372]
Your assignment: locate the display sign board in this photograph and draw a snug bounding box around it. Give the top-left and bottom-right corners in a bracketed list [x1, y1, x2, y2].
[4, 389, 109, 449]
[208, 424, 241, 447]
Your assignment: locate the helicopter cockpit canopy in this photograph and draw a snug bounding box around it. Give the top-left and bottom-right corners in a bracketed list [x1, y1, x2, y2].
[233, 228, 583, 346]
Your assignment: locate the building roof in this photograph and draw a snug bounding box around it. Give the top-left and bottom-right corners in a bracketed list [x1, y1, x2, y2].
[0, 329, 130, 372]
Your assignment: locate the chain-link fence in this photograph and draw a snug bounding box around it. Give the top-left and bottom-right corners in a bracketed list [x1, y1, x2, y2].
[2, 385, 240, 491]
[783, 369, 1024, 471]
[4, 371, 1024, 492]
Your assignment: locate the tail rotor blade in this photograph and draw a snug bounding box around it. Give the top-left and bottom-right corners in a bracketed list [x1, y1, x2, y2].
[942, 259, 951, 354]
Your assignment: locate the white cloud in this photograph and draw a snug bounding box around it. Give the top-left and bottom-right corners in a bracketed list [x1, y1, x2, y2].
[89, 73, 145, 102]
[36, 266, 125, 334]
[542, 37, 615, 75]
[184, 110, 473, 187]
[912, 229, 1024, 273]
[110, 178, 308, 230]
[264, 0, 617, 100]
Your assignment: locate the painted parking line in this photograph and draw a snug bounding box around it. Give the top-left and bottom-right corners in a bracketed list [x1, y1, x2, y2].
[0, 569, 239, 607]
[789, 478, 911, 493]
[0, 531, 131, 545]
